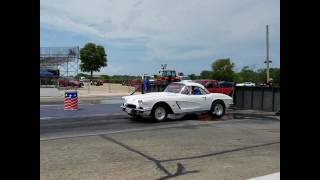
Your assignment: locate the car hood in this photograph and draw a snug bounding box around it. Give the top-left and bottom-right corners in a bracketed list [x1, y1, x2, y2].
[122, 92, 179, 102]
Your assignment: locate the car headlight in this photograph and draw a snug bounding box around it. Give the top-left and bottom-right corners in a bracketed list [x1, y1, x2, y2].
[138, 100, 143, 106]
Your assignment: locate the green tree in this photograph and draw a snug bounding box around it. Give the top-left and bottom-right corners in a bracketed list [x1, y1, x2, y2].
[211, 58, 235, 81]
[80, 43, 107, 78]
[237, 66, 259, 83]
[256, 69, 266, 84]
[233, 73, 243, 83]
[270, 68, 280, 86]
[189, 74, 197, 80]
[200, 70, 212, 79]
[256, 68, 280, 86]
[99, 75, 110, 80]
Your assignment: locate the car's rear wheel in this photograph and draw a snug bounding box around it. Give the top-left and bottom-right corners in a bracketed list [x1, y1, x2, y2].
[152, 104, 168, 122]
[210, 100, 225, 118]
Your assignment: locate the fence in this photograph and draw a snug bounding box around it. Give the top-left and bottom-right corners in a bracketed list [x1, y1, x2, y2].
[40, 78, 58, 88]
[233, 86, 280, 112]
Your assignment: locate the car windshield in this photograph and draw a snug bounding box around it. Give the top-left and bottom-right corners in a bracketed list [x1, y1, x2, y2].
[162, 71, 176, 77]
[219, 82, 234, 87]
[164, 83, 185, 93]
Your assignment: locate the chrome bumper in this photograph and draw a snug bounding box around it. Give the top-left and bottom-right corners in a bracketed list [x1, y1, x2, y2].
[120, 105, 151, 116]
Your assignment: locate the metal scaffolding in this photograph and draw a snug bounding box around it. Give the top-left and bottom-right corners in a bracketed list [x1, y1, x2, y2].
[40, 47, 80, 78]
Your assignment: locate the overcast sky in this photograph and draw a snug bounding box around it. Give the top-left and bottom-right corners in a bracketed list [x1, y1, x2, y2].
[40, 0, 280, 76]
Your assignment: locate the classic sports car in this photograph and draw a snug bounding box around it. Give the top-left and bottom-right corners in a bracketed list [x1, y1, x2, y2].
[121, 81, 233, 121]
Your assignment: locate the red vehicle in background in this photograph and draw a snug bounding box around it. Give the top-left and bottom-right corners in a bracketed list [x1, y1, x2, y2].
[218, 81, 235, 96]
[58, 79, 82, 88]
[194, 80, 235, 96]
[130, 79, 143, 91]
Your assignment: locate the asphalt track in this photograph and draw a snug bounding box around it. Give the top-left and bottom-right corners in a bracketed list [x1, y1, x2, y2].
[40, 98, 124, 120]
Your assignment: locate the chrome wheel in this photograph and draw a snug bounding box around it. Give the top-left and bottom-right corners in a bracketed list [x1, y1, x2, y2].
[154, 106, 166, 121]
[213, 104, 224, 116]
[211, 101, 225, 118]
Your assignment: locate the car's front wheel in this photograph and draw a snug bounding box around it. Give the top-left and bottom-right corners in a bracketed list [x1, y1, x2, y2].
[152, 104, 168, 122]
[210, 100, 225, 118]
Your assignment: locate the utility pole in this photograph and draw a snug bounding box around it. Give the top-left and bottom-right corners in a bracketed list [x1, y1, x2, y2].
[264, 24, 272, 83]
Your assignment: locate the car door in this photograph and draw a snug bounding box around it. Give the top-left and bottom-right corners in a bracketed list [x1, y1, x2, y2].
[221, 82, 234, 96]
[176, 86, 205, 112]
[218, 82, 226, 95]
[179, 86, 212, 112]
[213, 81, 222, 93]
[207, 81, 220, 93]
[198, 87, 212, 110]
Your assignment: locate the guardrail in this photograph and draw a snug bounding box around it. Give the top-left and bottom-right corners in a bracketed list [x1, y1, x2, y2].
[233, 86, 280, 112]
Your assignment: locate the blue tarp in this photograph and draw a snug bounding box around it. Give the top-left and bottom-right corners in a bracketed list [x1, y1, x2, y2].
[40, 70, 54, 78]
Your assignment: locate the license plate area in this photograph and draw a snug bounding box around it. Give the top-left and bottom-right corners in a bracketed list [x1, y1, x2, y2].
[125, 108, 133, 114]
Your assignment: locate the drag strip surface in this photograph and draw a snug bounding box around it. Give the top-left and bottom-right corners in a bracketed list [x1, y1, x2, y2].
[41, 113, 280, 180]
[40, 101, 123, 120]
[40, 116, 201, 140]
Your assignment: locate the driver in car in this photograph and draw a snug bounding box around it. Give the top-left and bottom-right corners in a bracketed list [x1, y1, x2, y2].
[192, 87, 201, 95]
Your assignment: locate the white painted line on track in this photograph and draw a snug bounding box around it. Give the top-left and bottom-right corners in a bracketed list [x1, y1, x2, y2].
[40, 117, 54, 120]
[248, 172, 280, 180]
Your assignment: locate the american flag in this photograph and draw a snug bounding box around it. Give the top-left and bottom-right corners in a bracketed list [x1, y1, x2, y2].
[64, 92, 78, 110]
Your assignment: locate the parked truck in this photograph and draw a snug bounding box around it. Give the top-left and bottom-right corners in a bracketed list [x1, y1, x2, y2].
[194, 80, 235, 96]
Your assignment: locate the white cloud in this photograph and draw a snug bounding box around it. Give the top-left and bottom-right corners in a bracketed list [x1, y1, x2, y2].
[41, 0, 280, 68]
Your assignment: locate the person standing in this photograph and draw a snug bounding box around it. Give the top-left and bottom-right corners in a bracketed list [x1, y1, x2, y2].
[144, 76, 150, 93]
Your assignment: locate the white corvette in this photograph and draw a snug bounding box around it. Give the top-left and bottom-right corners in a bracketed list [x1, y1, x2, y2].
[121, 82, 233, 121]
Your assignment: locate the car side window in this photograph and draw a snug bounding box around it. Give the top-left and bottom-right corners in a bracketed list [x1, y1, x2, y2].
[199, 88, 207, 95]
[181, 86, 190, 95]
[205, 82, 213, 88]
[191, 86, 204, 95]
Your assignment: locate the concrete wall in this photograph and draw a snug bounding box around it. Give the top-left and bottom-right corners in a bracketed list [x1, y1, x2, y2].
[40, 88, 61, 97]
[234, 87, 280, 112]
[273, 88, 280, 111]
[252, 89, 262, 110]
